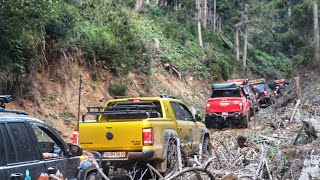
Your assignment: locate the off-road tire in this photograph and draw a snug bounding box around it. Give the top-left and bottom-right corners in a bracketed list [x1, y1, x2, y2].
[205, 118, 220, 129]
[255, 105, 260, 112]
[241, 114, 249, 128]
[250, 107, 255, 117]
[201, 136, 212, 163]
[86, 171, 98, 180]
[166, 139, 178, 174]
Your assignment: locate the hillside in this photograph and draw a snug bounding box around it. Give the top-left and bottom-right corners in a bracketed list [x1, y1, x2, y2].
[7, 59, 211, 142]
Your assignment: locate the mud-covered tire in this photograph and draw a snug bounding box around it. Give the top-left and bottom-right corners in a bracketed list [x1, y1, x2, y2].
[166, 139, 178, 173]
[255, 105, 260, 112]
[250, 107, 255, 117]
[201, 136, 212, 163]
[86, 171, 99, 180]
[205, 118, 220, 129]
[241, 115, 249, 128]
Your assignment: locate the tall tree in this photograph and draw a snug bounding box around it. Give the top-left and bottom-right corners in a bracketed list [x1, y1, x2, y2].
[197, 0, 204, 47]
[213, 0, 216, 33]
[203, 0, 208, 27]
[313, 1, 320, 65]
[235, 26, 240, 61]
[242, 4, 249, 70]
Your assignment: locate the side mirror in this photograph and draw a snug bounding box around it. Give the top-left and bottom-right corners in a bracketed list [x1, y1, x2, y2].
[194, 114, 202, 122]
[68, 143, 83, 156]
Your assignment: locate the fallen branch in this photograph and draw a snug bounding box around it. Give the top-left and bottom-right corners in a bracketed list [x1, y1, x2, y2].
[165, 158, 215, 180]
[290, 99, 301, 122]
[146, 163, 164, 179]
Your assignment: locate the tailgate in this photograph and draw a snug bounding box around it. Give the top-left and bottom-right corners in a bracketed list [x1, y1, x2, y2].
[206, 98, 242, 113]
[79, 121, 143, 151]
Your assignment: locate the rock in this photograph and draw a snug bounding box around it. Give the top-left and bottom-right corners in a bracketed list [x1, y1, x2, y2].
[303, 118, 320, 139]
[222, 172, 238, 180]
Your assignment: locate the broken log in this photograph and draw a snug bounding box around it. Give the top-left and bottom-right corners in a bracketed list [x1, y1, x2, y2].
[290, 99, 301, 122]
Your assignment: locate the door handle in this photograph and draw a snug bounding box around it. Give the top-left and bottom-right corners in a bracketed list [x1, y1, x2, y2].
[48, 166, 58, 175]
[10, 173, 23, 180]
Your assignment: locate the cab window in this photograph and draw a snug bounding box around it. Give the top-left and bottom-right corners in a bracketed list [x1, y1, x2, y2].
[6, 122, 39, 163]
[31, 124, 64, 159]
[170, 102, 193, 121]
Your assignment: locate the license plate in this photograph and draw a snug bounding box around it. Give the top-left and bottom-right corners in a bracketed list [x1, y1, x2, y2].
[104, 151, 126, 158]
[222, 112, 228, 116]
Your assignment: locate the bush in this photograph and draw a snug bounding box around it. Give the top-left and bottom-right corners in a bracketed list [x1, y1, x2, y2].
[108, 83, 127, 97]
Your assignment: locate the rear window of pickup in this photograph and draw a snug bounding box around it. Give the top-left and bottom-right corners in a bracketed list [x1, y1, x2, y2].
[100, 100, 163, 120]
[211, 89, 241, 98]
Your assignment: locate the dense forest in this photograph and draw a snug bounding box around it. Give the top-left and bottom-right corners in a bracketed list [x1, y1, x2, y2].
[0, 0, 318, 96]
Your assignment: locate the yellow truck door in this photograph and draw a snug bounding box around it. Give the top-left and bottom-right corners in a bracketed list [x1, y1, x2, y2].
[169, 101, 200, 155]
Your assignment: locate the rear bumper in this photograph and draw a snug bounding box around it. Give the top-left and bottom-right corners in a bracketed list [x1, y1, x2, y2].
[205, 112, 244, 119]
[99, 150, 155, 168]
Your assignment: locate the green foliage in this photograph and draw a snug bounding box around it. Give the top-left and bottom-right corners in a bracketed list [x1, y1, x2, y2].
[108, 83, 127, 97]
[1, 0, 311, 98]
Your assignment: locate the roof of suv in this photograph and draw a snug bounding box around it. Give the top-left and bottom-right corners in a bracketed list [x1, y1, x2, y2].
[0, 111, 43, 123]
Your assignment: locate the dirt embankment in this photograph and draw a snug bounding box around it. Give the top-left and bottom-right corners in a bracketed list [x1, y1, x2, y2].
[7, 60, 211, 142]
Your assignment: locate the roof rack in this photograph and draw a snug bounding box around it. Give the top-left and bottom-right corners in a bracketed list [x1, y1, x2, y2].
[0, 95, 28, 115]
[248, 78, 266, 85]
[160, 94, 176, 99]
[0, 108, 28, 115]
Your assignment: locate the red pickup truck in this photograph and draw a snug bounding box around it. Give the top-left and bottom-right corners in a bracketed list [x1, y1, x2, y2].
[205, 83, 251, 129]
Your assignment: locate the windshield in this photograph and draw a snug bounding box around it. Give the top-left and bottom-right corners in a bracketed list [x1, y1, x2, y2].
[254, 84, 266, 92]
[211, 89, 241, 98]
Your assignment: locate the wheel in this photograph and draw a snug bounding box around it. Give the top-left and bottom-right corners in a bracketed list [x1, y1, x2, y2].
[201, 136, 212, 163]
[166, 139, 179, 174]
[205, 117, 219, 129]
[205, 118, 212, 128]
[240, 115, 249, 128]
[250, 107, 255, 117]
[255, 104, 260, 112]
[86, 171, 99, 180]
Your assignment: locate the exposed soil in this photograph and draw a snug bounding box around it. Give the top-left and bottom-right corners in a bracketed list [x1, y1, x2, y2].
[7, 60, 211, 143]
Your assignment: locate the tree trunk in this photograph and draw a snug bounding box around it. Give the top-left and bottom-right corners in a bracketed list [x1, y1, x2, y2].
[213, 0, 216, 33]
[235, 28, 240, 61]
[135, 0, 143, 12]
[242, 28, 248, 70]
[219, 16, 222, 32]
[197, 0, 203, 47]
[203, 0, 207, 27]
[313, 1, 320, 65]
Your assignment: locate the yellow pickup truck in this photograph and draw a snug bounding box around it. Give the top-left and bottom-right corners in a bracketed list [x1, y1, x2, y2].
[73, 96, 211, 174]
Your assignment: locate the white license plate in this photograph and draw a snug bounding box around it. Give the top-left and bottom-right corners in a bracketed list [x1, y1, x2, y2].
[104, 151, 126, 158]
[222, 112, 228, 116]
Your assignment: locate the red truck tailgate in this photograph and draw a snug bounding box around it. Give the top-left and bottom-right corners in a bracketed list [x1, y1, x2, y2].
[206, 97, 243, 113]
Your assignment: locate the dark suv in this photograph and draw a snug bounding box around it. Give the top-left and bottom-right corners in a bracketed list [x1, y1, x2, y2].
[252, 83, 275, 106]
[0, 95, 101, 180]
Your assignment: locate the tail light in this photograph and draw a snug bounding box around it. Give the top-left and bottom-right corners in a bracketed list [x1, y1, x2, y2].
[80, 151, 94, 161]
[143, 128, 153, 145]
[239, 102, 243, 110]
[263, 91, 268, 95]
[206, 103, 210, 112]
[72, 130, 79, 145]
